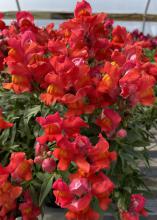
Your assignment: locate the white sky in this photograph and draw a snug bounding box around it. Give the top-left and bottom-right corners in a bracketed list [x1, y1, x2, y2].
[0, 0, 157, 35]
[0, 0, 157, 13]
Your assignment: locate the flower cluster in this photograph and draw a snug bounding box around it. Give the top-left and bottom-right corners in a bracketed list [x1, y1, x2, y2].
[120, 194, 148, 220]
[35, 112, 116, 219]
[0, 151, 39, 220]
[0, 0, 156, 219]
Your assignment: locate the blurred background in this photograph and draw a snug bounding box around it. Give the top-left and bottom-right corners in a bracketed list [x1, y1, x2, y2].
[0, 0, 157, 35]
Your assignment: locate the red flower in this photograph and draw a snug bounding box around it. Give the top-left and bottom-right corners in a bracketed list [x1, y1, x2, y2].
[0, 110, 13, 129]
[97, 61, 121, 97]
[120, 211, 139, 220]
[53, 178, 73, 207]
[0, 13, 6, 30]
[61, 87, 95, 116]
[112, 26, 131, 48]
[19, 191, 40, 220]
[66, 208, 99, 220]
[130, 194, 148, 217]
[119, 68, 156, 106]
[36, 112, 63, 144]
[53, 178, 93, 218]
[0, 164, 9, 184]
[90, 172, 114, 211]
[96, 109, 121, 136]
[63, 116, 88, 137]
[16, 11, 34, 27]
[74, 0, 92, 18]
[16, 11, 37, 32]
[53, 137, 76, 171]
[6, 152, 33, 182]
[40, 72, 64, 106]
[88, 134, 117, 172]
[0, 181, 22, 217]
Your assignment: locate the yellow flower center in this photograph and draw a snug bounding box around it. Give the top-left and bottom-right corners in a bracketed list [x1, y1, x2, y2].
[12, 75, 26, 84]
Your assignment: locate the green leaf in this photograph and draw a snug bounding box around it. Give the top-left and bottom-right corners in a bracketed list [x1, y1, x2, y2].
[10, 124, 17, 145]
[39, 174, 55, 207]
[24, 105, 41, 124]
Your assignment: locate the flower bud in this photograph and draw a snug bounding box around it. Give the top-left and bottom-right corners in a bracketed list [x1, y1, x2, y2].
[34, 156, 43, 165]
[116, 129, 127, 138]
[42, 158, 56, 173]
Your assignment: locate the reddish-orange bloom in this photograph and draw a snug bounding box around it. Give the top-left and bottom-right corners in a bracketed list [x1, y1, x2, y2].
[40, 72, 64, 106]
[53, 137, 76, 171]
[90, 172, 114, 211]
[53, 178, 94, 220]
[36, 112, 63, 144]
[96, 109, 121, 136]
[120, 211, 139, 220]
[19, 191, 40, 220]
[0, 181, 22, 217]
[119, 68, 156, 106]
[66, 208, 99, 220]
[63, 116, 88, 137]
[88, 134, 117, 172]
[6, 152, 33, 182]
[97, 61, 121, 97]
[3, 74, 31, 94]
[61, 87, 95, 116]
[112, 26, 131, 48]
[53, 178, 73, 207]
[74, 0, 92, 18]
[0, 164, 9, 184]
[0, 110, 13, 129]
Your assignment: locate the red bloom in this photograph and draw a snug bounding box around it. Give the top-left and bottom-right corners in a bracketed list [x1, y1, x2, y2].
[3, 74, 31, 94]
[6, 152, 33, 182]
[19, 191, 40, 220]
[96, 109, 121, 136]
[0, 110, 13, 129]
[53, 178, 93, 218]
[53, 178, 73, 207]
[130, 194, 148, 217]
[112, 26, 131, 48]
[61, 87, 95, 116]
[16, 11, 37, 32]
[74, 0, 92, 18]
[53, 137, 76, 171]
[36, 112, 63, 144]
[40, 72, 64, 106]
[0, 13, 6, 30]
[0, 181, 22, 217]
[0, 164, 9, 184]
[120, 211, 139, 220]
[97, 61, 121, 97]
[90, 172, 114, 211]
[88, 134, 117, 172]
[66, 208, 99, 220]
[16, 11, 34, 27]
[63, 116, 88, 137]
[119, 68, 156, 106]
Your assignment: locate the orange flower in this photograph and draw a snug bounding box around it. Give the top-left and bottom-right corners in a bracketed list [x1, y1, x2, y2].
[0, 181, 22, 217]
[6, 152, 33, 182]
[3, 74, 31, 94]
